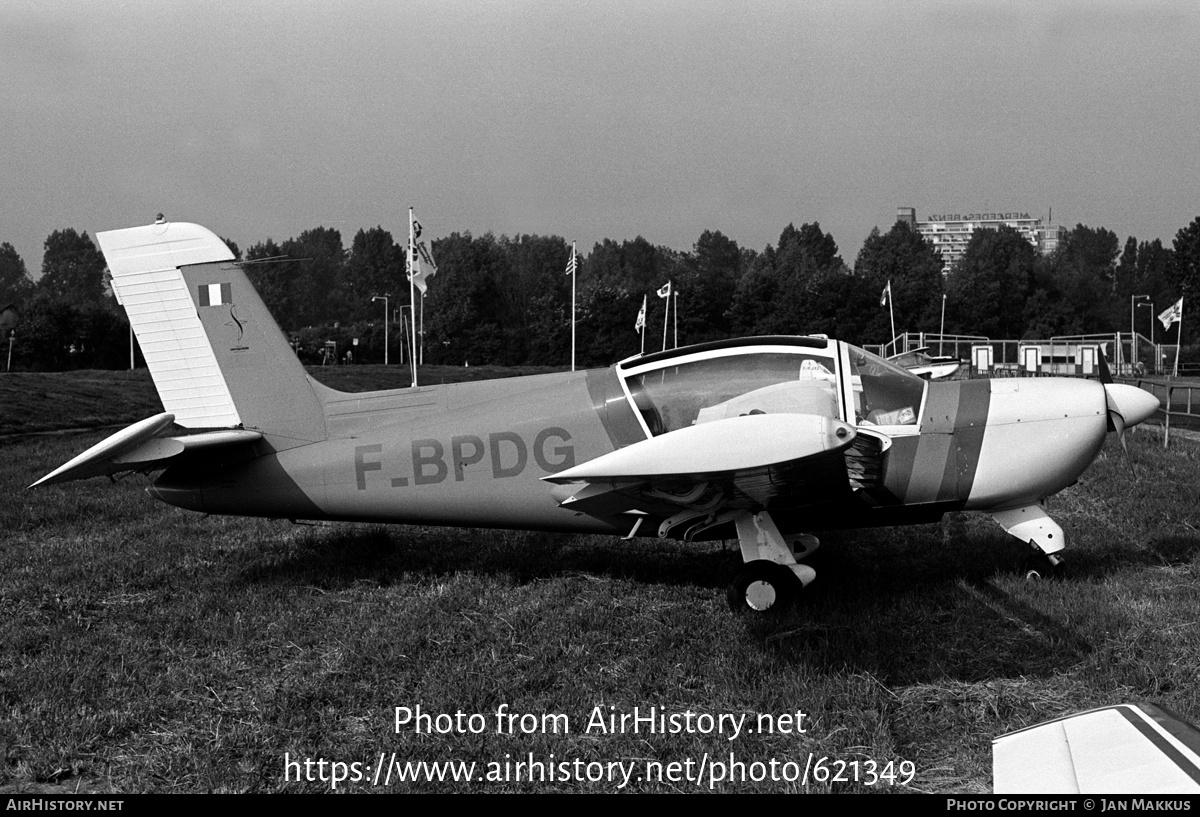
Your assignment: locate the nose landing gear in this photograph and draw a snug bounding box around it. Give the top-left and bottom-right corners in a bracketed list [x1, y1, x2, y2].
[1021, 549, 1068, 581]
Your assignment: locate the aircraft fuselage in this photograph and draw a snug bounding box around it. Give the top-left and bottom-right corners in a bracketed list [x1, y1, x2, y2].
[149, 351, 1113, 542]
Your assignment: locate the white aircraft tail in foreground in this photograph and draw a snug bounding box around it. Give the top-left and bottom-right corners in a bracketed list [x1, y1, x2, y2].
[994, 703, 1200, 794]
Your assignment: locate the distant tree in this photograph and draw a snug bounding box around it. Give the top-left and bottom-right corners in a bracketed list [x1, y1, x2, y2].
[1135, 239, 1175, 313]
[578, 282, 644, 366]
[945, 226, 1037, 339]
[243, 238, 293, 326]
[728, 223, 846, 338]
[17, 292, 76, 369]
[15, 290, 129, 370]
[1115, 236, 1139, 305]
[39, 229, 107, 308]
[852, 222, 944, 343]
[778, 222, 849, 336]
[344, 227, 403, 322]
[726, 249, 780, 336]
[673, 229, 742, 344]
[1040, 225, 1120, 334]
[500, 234, 574, 365]
[243, 228, 347, 328]
[286, 227, 347, 326]
[591, 237, 676, 293]
[1112, 236, 1176, 342]
[421, 232, 507, 365]
[578, 237, 678, 362]
[0, 242, 33, 307]
[1172, 216, 1200, 298]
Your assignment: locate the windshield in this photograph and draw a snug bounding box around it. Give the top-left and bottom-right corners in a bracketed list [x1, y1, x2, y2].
[624, 351, 840, 436]
[846, 345, 925, 426]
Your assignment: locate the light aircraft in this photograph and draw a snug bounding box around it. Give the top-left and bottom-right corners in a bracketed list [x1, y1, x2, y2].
[887, 347, 962, 380]
[32, 221, 1161, 613]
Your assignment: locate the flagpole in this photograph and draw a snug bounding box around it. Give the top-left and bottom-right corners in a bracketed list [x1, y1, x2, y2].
[570, 241, 576, 372]
[1175, 300, 1184, 377]
[661, 281, 671, 352]
[638, 294, 646, 354]
[939, 293, 946, 356]
[409, 207, 418, 388]
[888, 281, 896, 349]
[673, 290, 678, 349]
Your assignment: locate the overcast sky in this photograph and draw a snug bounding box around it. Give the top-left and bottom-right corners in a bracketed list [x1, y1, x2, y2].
[2, 0, 1197, 275]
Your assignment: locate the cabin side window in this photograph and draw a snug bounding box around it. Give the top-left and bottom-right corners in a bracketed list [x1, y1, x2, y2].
[624, 352, 840, 436]
[846, 346, 925, 426]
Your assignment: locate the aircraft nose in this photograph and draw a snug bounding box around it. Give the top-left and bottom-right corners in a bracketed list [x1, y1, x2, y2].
[1104, 383, 1160, 429]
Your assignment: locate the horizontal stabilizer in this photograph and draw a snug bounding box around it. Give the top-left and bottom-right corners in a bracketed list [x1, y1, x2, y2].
[544, 413, 855, 483]
[30, 414, 261, 488]
[993, 703, 1200, 794]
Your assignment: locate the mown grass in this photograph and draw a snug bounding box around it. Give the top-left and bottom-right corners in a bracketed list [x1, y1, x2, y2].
[0, 365, 564, 435]
[3, 412, 1199, 792]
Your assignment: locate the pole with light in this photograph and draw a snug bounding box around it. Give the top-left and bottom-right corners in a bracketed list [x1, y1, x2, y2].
[398, 304, 413, 366]
[1137, 299, 1154, 373]
[939, 293, 946, 356]
[372, 295, 389, 365]
[1132, 294, 1149, 375]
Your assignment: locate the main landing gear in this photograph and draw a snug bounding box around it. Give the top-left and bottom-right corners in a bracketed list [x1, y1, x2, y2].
[726, 512, 817, 614]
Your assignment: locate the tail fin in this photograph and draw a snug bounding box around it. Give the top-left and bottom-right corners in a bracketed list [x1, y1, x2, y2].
[98, 221, 326, 448]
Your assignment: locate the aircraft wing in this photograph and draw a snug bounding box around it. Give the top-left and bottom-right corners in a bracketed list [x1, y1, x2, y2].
[543, 413, 858, 539]
[993, 703, 1200, 794]
[30, 412, 262, 488]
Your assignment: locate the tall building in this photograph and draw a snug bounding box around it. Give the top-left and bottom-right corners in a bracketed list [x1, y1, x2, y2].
[896, 207, 1066, 273]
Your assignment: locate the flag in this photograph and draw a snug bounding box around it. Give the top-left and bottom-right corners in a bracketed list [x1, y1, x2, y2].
[880, 281, 891, 307]
[635, 295, 647, 332]
[565, 246, 577, 276]
[1159, 298, 1184, 330]
[408, 215, 438, 295]
[657, 281, 671, 298]
[198, 283, 232, 307]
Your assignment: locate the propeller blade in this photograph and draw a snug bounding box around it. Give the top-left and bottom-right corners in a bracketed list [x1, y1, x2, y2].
[1098, 348, 1114, 385]
[1110, 409, 1130, 455]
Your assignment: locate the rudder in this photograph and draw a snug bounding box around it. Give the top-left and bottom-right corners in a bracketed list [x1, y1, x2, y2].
[98, 221, 326, 449]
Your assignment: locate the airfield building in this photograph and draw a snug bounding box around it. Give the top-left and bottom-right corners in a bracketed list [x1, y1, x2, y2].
[896, 207, 1066, 273]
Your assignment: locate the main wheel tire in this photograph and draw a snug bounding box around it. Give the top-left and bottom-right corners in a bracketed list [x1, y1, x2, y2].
[726, 561, 799, 613]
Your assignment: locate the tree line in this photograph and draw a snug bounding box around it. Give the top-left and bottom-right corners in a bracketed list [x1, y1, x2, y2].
[4, 215, 1200, 371]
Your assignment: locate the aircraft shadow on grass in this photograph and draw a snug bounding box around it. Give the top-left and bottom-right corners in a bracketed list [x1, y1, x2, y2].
[226, 519, 1109, 685]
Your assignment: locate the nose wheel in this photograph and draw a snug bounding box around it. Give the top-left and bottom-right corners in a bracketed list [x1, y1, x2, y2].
[727, 560, 803, 613]
[1021, 550, 1068, 581]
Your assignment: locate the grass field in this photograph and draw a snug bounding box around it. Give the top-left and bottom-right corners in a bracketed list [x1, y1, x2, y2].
[2, 370, 1199, 792]
[0, 364, 565, 435]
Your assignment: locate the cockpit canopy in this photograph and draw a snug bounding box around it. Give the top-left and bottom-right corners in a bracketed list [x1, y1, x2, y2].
[618, 338, 925, 437]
